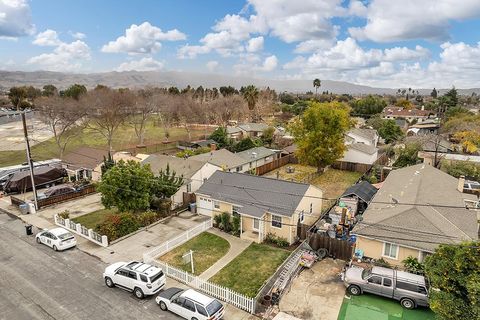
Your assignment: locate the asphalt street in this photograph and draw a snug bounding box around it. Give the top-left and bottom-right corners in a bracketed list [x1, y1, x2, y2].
[0, 212, 181, 320]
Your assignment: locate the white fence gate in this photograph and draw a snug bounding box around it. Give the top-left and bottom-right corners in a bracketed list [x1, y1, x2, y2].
[143, 219, 256, 314]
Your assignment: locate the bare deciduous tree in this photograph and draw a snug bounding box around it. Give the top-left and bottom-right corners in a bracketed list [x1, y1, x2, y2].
[130, 88, 158, 146]
[208, 95, 246, 126]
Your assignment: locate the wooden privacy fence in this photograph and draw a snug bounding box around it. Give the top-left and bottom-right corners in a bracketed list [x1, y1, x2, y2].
[255, 154, 293, 176]
[10, 196, 26, 207]
[37, 185, 96, 209]
[307, 232, 354, 261]
[332, 152, 389, 173]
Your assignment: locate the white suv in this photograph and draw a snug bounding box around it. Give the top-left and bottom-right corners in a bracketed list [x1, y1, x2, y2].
[103, 261, 166, 299]
[156, 287, 225, 320]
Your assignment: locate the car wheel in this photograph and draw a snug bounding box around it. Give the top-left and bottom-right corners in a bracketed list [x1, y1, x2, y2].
[52, 245, 58, 251]
[347, 285, 361, 296]
[104, 277, 115, 288]
[191, 318, 198, 320]
[36, 237, 41, 244]
[401, 298, 415, 309]
[133, 287, 144, 299]
[159, 301, 168, 311]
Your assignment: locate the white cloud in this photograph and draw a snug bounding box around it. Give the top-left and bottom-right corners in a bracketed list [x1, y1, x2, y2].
[177, 44, 211, 59]
[246, 36, 264, 52]
[33, 29, 62, 46]
[294, 39, 335, 53]
[69, 31, 86, 39]
[348, 0, 368, 17]
[27, 40, 91, 72]
[116, 57, 164, 72]
[261, 55, 278, 71]
[0, 0, 35, 38]
[206, 60, 219, 72]
[349, 0, 480, 42]
[102, 22, 186, 54]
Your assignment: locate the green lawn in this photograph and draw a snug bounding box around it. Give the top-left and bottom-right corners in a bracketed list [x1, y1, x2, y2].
[0, 118, 211, 166]
[337, 294, 435, 320]
[159, 232, 230, 276]
[210, 243, 290, 297]
[71, 208, 116, 229]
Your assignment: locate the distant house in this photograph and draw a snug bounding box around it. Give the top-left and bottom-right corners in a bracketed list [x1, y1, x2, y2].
[419, 151, 480, 166]
[177, 139, 217, 151]
[112, 151, 149, 163]
[189, 147, 279, 173]
[406, 120, 440, 136]
[142, 154, 221, 208]
[62, 146, 110, 181]
[226, 123, 269, 141]
[382, 107, 437, 123]
[352, 164, 478, 265]
[341, 128, 379, 165]
[196, 171, 323, 244]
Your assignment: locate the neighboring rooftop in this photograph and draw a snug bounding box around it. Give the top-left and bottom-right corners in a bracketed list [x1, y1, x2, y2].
[341, 181, 377, 203]
[189, 149, 246, 170]
[63, 146, 109, 169]
[348, 128, 378, 141]
[236, 146, 277, 161]
[383, 107, 435, 117]
[237, 123, 269, 132]
[142, 154, 206, 179]
[353, 164, 478, 252]
[197, 171, 313, 218]
[348, 143, 378, 155]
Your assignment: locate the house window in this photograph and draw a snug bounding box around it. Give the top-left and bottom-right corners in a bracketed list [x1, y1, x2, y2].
[236, 166, 242, 172]
[214, 201, 220, 209]
[232, 206, 240, 215]
[186, 184, 191, 192]
[300, 211, 305, 223]
[309, 203, 313, 214]
[272, 215, 282, 228]
[383, 242, 399, 259]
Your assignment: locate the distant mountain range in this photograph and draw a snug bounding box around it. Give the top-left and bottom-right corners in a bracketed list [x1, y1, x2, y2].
[0, 70, 479, 95]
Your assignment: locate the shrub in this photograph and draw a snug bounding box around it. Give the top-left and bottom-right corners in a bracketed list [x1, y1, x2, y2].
[402, 256, 425, 274]
[232, 214, 241, 236]
[137, 210, 159, 227]
[213, 214, 222, 228]
[373, 258, 392, 268]
[95, 212, 140, 241]
[264, 233, 289, 247]
[220, 212, 231, 232]
[58, 210, 70, 219]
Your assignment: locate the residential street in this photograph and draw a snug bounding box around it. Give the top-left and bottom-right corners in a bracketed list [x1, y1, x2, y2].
[0, 213, 181, 320]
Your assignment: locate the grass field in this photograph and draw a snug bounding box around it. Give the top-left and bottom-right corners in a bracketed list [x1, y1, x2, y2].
[210, 243, 290, 297]
[72, 208, 116, 229]
[159, 232, 230, 276]
[0, 118, 212, 166]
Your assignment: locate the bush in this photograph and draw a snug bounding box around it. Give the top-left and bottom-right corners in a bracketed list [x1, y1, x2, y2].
[264, 233, 289, 247]
[213, 214, 222, 228]
[95, 212, 140, 241]
[232, 214, 241, 236]
[402, 256, 425, 274]
[373, 258, 392, 268]
[137, 210, 159, 227]
[220, 212, 231, 232]
[58, 210, 70, 219]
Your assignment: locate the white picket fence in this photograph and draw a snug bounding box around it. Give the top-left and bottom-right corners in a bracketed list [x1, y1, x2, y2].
[143, 219, 256, 314]
[54, 214, 108, 247]
[143, 219, 213, 260]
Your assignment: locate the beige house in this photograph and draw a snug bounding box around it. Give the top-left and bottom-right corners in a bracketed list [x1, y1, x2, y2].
[196, 171, 323, 244]
[352, 164, 478, 266]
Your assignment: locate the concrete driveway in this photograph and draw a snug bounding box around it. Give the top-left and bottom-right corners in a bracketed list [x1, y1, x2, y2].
[279, 258, 346, 320]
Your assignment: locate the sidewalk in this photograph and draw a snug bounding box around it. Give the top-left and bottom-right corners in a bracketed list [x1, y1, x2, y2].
[201, 228, 252, 279]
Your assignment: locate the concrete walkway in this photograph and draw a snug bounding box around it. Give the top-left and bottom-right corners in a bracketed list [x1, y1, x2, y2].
[201, 228, 252, 279]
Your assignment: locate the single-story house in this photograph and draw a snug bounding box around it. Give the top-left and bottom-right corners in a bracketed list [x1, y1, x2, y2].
[226, 123, 269, 140]
[62, 146, 110, 181]
[177, 139, 217, 151]
[418, 151, 480, 167]
[346, 128, 379, 147]
[142, 154, 221, 208]
[406, 120, 440, 136]
[196, 171, 323, 244]
[352, 163, 478, 265]
[226, 126, 243, 141]
[341, 143, 378, 165]
[235, 146, 280, 171]
[382, 107, 437, 123]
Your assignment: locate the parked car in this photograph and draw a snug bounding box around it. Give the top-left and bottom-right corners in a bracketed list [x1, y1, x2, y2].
[37, 184, 76, 200]
[156, 287, 225, 320]
[103, 261, 166, 299]
[35, 227, 77, 251]
[342, 265, 429, 309]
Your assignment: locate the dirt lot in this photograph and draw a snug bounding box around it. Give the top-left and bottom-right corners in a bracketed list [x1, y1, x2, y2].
[279, 258, 346, 320]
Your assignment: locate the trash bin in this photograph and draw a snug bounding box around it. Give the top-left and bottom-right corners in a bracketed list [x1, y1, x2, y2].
[19, 203, 29, 214]
[189, 203, 197, 214]
[25, 224, 33, 235]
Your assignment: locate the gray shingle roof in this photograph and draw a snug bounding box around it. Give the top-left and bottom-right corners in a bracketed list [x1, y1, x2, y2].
[348, 128, 378, 141]
[342, 181, 377, 203]
[226, 126, 242, 134]
[353, 164, 478, 252]
[142, 154, 206, 180]
[348, 143, 378, 155]
[189, 149, 246, 170]
[237, 123, 268, 132]
[236, 147, 277, 162]
[196, 171, 312, 218]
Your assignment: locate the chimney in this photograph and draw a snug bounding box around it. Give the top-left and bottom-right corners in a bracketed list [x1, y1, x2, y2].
[210, 143, 217, 151]
[458, 175, 465, 193]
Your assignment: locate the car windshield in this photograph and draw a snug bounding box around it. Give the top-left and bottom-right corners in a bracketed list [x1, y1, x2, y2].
[149, 270, 164, 283]
[58, 232, 74, 240]
[206, 300, 223, 315]
[361, 267, 372, 279]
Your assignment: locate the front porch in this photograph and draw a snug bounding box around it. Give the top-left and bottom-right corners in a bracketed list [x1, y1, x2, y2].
[239, 214, 265, 243]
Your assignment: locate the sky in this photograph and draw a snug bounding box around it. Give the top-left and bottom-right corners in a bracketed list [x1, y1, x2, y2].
[1, 0, 480, 88]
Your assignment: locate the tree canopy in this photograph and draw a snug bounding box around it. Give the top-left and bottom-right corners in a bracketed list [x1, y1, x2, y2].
[393, 143, 421, 167]
[378, 119, 404, 144]
[151, 164, 184, 199]
[290, 101, 352, 172]
[350, 95, 386, 116]
[62, 84, 87, 100]
[209, 126, 230, 148]
[424, 242, 479, 320]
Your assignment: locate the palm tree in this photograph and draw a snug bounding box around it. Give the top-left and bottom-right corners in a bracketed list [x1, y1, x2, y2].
[313, 78, 321, 97]
[242, 85, 259, 122]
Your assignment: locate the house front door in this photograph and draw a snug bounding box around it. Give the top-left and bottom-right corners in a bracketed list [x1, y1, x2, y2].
[253, 218, 259, 231]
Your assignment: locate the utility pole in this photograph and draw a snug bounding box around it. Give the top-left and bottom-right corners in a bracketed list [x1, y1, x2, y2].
[21, 112, 38, 211]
